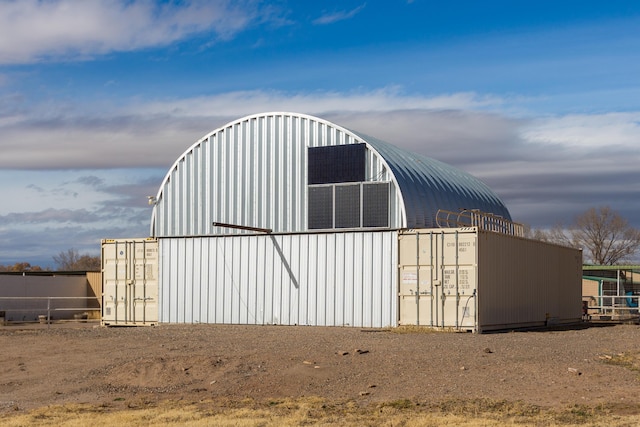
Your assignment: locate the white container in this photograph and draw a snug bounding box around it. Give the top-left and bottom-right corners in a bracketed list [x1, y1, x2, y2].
[101, 238, 158, 326]
[158, 230, 398, 328]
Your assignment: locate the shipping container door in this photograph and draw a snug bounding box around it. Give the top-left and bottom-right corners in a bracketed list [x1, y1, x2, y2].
[398, 229, 478, 331]
[102, 239, 158, 325]
[398, 232, 438, 327]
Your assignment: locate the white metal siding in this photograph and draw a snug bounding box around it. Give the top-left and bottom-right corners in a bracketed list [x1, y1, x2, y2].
[159, 230, 398, 328]
[152, 113, 401, 237]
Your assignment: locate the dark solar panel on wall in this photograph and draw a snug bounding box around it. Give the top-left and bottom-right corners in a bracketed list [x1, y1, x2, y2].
[308, 143, 366, 184]
[308, 186, 333, 229]
[363, 183, 390, 227]
[335, 184, 361, 228]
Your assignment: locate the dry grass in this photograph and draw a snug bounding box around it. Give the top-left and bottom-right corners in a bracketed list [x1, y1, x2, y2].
[2, 397, 640, 427]
[600, 351, 640, 376]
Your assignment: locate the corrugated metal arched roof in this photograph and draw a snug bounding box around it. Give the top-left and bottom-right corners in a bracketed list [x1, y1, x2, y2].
[354, 131, 512, 227]
[151, 112, 510, 236]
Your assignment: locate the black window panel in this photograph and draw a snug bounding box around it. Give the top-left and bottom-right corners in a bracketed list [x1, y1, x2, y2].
[308, 186, 333, 229]
[308, 143, 366, 184]
[363, 183, 390, 227]
[335, 184, 361, 228]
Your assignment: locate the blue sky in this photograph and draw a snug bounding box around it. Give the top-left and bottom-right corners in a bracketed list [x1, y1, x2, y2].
[1, 0, 639, 267]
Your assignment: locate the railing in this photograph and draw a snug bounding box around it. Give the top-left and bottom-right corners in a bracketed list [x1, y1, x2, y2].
[0, 296, 100, 328]
[583, 295, 639, 319]
[435, 209, 525, 237]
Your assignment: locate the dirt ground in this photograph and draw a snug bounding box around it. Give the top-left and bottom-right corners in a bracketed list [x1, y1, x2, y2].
[1, 321, 640, 416]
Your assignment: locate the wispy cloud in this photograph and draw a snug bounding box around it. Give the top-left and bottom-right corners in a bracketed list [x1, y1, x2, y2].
[74, 175, 106, 188]
[313, 4, 366, 25]
[0, 0, 265, 64]
[1, 87, 639, 232]
[0, 88, 506, 170]
[1, 88, 639, 176]
[0, 208, 101, 224]
[520, 112, 640, 149]
[136, 87, 503, 117]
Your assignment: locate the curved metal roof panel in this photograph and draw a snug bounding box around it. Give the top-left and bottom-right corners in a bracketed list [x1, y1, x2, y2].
[352, 131, 512, 228]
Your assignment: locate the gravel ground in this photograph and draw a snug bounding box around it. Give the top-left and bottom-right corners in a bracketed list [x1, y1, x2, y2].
[1, 322, 640, 414]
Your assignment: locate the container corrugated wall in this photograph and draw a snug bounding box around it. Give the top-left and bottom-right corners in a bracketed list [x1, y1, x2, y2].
[398, 228, 582, 332]
[158, 230, 398, 328]
[477, 231, 582, 331]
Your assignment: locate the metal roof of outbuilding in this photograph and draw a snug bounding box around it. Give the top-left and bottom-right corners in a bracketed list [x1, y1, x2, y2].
[151, 112, 512, 236]
[352, 130, 512, 228]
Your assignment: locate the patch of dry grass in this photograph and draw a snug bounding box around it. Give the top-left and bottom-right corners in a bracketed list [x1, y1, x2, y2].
[2, 398, 640, 427]
[600, 351, 640, 377]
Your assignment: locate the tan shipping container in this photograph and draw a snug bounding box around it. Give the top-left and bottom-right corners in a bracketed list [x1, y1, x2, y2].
[101, 238, 159, 326]
[399, 228, 582, 332]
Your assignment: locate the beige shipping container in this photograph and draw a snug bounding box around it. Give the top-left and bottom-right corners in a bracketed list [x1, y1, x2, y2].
[399, 228, 582, 333]
[101, 238, 159, 326]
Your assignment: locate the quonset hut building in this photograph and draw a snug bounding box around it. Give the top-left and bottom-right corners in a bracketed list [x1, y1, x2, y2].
[102, 112, 582, 332]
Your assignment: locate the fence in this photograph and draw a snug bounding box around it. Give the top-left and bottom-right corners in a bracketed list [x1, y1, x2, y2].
[0, 296, 100, 327]
[583, 295, 639, 320]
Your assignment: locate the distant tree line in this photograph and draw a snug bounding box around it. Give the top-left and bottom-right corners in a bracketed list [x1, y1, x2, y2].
[1, 206, 638, 271]
[0, 262, 47, 272]
[0, 249, 101, 272]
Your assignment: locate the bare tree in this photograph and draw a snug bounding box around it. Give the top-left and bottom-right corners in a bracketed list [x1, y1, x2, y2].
[533, 206, 640, 265]
[572, 206, 640, 265]
[53, 249, 101, 271]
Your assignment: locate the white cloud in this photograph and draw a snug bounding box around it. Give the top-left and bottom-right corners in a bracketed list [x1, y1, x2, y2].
[520, 112, 640, 149]
[313, 4, 366, 25]
[0, 88, 507, 170]
[313, 3, 367, 25]
[0, 0, 261, 64]
[2, 88, 639, 174]
[1, 87, 639, 231]
[136, 88, 503, 117]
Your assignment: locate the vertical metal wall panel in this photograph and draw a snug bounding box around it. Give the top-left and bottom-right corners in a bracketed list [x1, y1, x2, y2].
[175, 238, 185, 322]
[341, 234, 354, 325]
[352, 232, 364, 326]
[361, 232, 373, 326]
[158, 231, 398, 327]
[212, 237, 225, 323]
[197, 238, 208, 322]
[305, 234, 318, 324]
[322, 234, 337, 325]
[333, 233, 346, 326]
